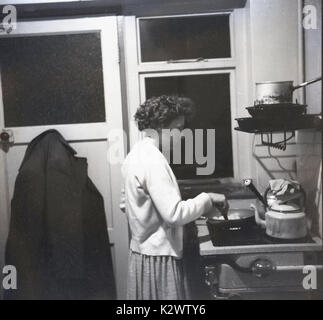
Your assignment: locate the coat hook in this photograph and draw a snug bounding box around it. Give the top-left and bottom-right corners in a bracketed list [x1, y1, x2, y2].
[0, 129, 14, 152]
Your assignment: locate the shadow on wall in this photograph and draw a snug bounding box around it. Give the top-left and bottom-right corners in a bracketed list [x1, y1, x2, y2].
[252, 133, 298, 189]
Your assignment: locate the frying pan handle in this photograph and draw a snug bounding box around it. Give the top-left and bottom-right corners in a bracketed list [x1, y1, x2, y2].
[293, 76, 322, 91]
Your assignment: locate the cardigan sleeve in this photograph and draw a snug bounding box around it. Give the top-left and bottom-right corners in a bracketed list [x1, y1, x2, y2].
[145, 159, 213, 226]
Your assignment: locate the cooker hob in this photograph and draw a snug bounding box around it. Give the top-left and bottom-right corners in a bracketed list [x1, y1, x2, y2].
[207, 223, 314, 247]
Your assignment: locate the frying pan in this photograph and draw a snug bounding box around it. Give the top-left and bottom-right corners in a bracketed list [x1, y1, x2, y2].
[246, 104, 307, 118]
[206, 208, 257, 246]
[207, 208, 255, 231]
[256, 77, 322, 104]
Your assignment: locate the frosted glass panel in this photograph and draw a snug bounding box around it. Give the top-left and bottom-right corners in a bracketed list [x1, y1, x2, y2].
[0, 32, 106, 127]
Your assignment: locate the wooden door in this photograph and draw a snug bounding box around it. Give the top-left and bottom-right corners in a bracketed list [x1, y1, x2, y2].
[0, 17, 128, 299]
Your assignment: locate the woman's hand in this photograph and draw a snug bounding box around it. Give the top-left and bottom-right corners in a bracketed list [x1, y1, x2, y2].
[206, 193, 229, 219]
[207, 193, 226, 206]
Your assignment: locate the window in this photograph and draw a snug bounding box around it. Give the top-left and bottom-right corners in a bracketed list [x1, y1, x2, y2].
[139, 14, 231, 62]
[125, 13, 239, 179]
[144, 73, 233, 179]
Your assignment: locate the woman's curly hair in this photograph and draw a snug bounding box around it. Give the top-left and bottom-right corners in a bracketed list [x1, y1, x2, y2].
[134, 95, 195, 131]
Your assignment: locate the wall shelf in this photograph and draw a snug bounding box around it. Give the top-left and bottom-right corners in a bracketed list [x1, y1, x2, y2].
[234, 114, 322, 150]
[235, 114, 322, 134]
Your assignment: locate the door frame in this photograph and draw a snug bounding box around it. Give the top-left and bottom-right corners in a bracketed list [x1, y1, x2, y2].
[0, 16, 129, 299]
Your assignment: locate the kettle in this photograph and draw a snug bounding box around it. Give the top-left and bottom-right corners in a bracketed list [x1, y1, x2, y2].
[244, 179, 308, 239]
[250, 202, 307, 239]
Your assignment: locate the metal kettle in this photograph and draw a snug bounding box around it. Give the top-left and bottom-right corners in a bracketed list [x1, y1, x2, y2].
[250, 202, 307, 239]
[244, 179, 308, 239]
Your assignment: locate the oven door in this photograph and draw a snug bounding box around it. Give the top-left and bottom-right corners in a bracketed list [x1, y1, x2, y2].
[206, 252, 323, 300]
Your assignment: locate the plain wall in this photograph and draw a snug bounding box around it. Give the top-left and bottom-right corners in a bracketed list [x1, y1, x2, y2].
[247, 0, 322, 238]
[248, 0, 301, 193]
[297, 0, 322, 237]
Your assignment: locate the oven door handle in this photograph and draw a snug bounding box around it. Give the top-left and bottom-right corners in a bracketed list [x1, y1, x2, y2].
[222, 258, 323, 277]
[251, 259, 323, 277]
[275, 265, 323, 272]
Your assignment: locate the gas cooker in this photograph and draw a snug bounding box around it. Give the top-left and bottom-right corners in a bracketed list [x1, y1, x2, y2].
[179, 179, 322, 254]
[183, 219, 322, 300]
[194, 221, 323, 299]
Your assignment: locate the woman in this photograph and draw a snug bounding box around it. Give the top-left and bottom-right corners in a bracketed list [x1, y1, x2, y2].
[121, 95, 228, 300]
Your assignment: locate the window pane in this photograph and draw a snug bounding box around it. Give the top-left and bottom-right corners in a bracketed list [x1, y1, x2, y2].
[0, 33, 106, 127]
[145, 73, 233, 179]
[139, 15, 231, 62]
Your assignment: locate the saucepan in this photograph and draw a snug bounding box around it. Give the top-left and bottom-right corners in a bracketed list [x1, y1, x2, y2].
[256, 76, 322, 104]
[206, 208, 256, 246]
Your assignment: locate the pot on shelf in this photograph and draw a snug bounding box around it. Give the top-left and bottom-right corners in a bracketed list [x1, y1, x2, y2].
[255, 77, 322, 104]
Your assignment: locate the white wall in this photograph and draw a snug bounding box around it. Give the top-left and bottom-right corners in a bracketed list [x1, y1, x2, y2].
[246, 0, 322, 238]
[247, 0, 301, 193]
[297, 0, 322, 237]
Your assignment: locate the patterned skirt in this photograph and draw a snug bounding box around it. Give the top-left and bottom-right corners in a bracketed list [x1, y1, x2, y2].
[127, 250, 189, 300]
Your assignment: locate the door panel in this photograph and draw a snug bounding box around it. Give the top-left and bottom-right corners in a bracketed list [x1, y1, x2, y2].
[0, 17, 128, 299]
[0, 32, 106, 127]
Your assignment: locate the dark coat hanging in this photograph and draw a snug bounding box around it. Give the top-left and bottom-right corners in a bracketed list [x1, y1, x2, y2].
[5, 130, 116, 300]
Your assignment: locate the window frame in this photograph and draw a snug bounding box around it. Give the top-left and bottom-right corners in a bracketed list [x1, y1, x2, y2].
[136, 12, 235, 67]
[123, 10, 251, 181]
